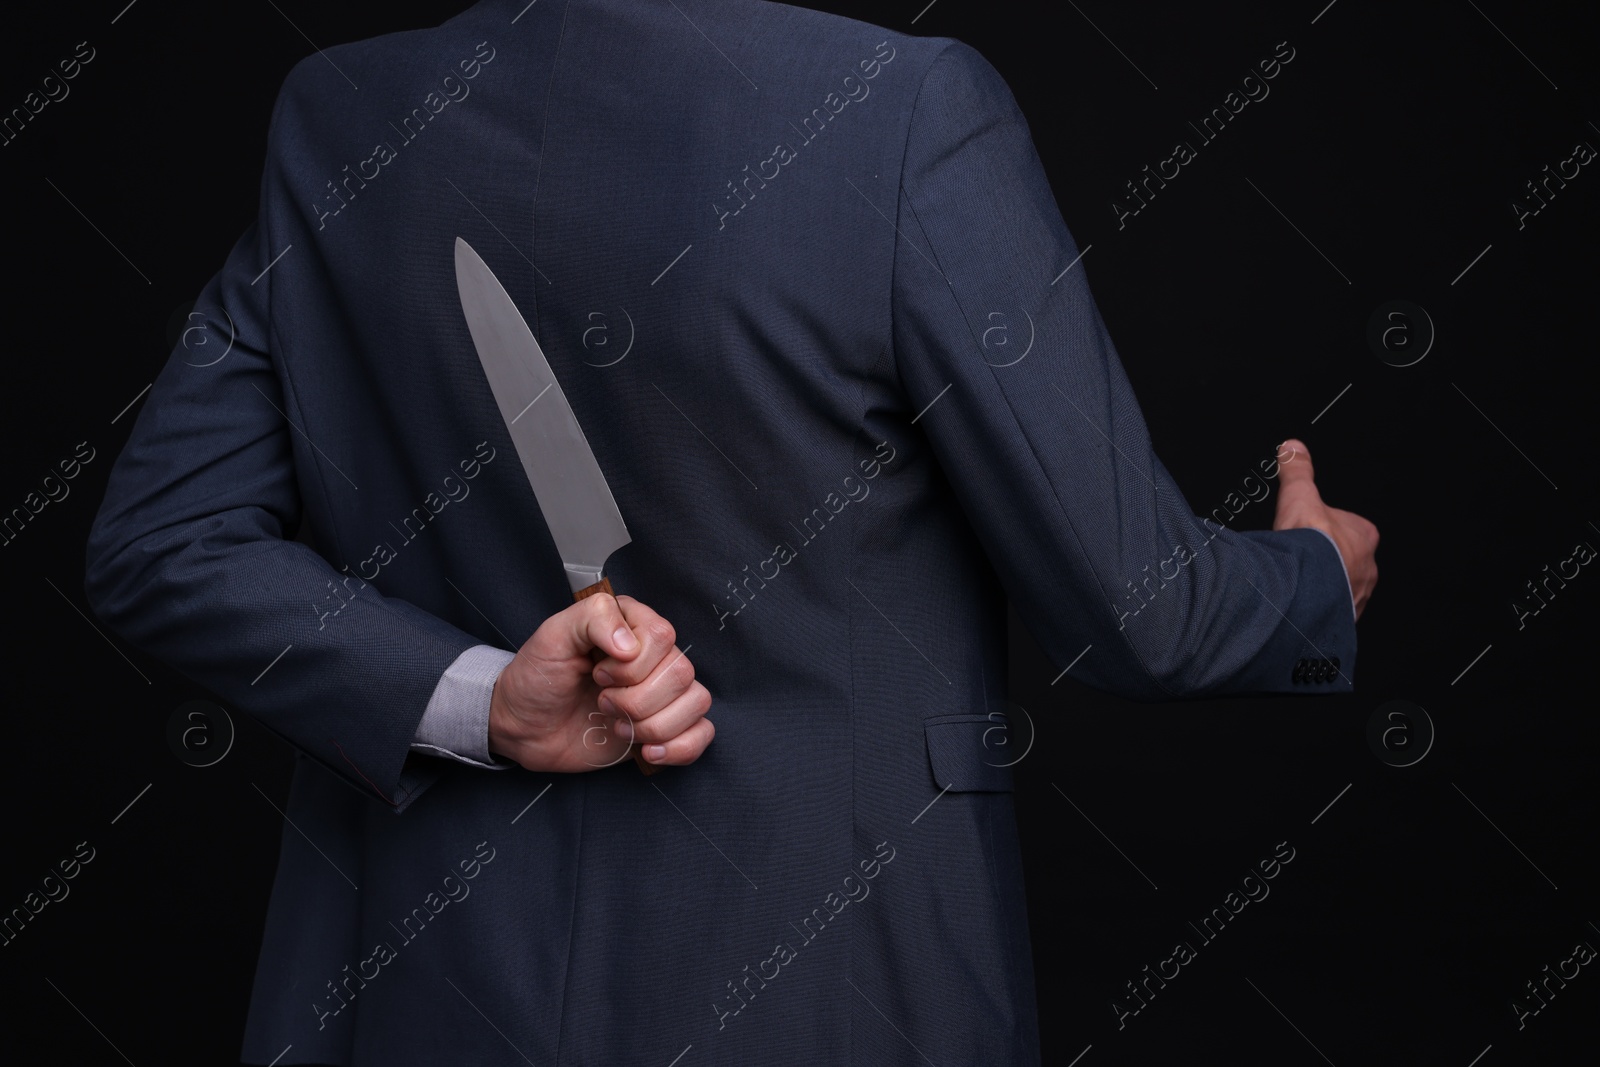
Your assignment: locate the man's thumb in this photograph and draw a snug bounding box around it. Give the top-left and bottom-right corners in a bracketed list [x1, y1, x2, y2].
[1273, 438, 1312, 479]
[1273, 439, 1322, 528]
[1276, 439, 1316, 486]
[571, 593, 639, 660]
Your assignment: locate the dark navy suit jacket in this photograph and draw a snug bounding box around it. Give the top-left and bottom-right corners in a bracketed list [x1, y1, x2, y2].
[84, 1, 1356, 1063]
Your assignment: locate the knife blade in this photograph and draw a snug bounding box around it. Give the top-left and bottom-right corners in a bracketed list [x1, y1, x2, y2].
[455, 236, 656, 775]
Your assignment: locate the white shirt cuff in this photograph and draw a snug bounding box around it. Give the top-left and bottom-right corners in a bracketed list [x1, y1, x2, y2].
[411, 644, 518, 769]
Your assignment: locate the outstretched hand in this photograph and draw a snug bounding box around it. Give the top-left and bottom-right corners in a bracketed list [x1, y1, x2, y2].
[488, 594, 714, 773]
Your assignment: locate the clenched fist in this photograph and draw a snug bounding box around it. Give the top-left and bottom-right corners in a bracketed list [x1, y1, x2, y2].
[487, 594, 713, 773]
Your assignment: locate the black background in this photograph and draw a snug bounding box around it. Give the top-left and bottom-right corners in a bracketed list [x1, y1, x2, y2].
[2, 1, 1595, 1064]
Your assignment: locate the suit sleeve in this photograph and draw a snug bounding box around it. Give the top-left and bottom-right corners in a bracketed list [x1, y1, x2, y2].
[83, 71, 494, 811]
[890, 41, 1356, 699]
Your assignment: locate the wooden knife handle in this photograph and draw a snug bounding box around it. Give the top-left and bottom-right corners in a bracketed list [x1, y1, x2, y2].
[574, 576, 659, 776]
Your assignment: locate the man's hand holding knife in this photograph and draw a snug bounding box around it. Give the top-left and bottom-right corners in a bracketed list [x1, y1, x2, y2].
[488, 593, 713, 773]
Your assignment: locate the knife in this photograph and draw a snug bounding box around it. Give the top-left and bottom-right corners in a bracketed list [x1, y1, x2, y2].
[454, 236, 657, 775]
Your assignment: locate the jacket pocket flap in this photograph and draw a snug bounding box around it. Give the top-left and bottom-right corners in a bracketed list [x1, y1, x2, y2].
[924, 714, 1015, 793]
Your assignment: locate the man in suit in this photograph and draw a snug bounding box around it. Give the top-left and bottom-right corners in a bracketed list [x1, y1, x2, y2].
[84, 0, 1377, 1063]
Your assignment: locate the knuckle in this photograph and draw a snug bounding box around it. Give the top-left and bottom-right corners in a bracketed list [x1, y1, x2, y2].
[608, 657, 648, 684]
[667, 735, 697, 765]
[665, 651, 696, 688]
[689, 720, 715, 760]
[606, 688, 639, 720]
[639, 615, 674, 646]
